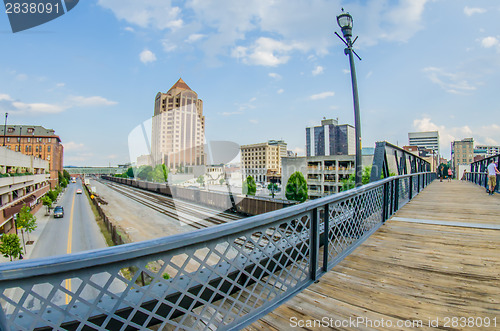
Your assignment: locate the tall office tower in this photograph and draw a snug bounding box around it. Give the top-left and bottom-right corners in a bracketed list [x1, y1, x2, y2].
[408, 131, 440, 156]
[451, 138, 474, 172]
[306, 118, 355, 157]
[151, 78, 205, 169]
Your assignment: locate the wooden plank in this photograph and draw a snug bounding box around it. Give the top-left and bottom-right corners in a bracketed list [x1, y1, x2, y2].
[248, 180, 500, 330]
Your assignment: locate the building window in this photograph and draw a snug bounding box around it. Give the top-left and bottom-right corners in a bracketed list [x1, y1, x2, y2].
[47, 146, 51, 152]
[25, 146, 28, 152]
[27, 137, 30, 142]
[27, 128, 34, 133]
[6, 138, 9, 142]
[7, 128, 14, 133]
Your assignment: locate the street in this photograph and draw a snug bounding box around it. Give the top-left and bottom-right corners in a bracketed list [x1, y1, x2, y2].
[30, 178, 107, 260]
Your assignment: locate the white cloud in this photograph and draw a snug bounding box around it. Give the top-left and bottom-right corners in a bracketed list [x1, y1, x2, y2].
[312, 66, 324, 76]
[232, 37, 307, 66]
[139, 49, 157, 63]
[98, 0, 432, 65]
[97, 0, 183, 30]
[185, 34, 205, 43]
[218, 111, 242, 116]
[64, 141, 86, 151]
[412, 117, 500, 157]
[464, 6, 486, 16]
[124, 27, 135, 32]
[0, 93, 117, 115]
[268, 72, 282, 80]
[68, 96, 118, 107]
[161, 40, 177, 52]
[249, 119, 259, 124]
[310, 91, 335, 100]
[11, 101, 66, 114]
[277, 89, 284, 94]
[423, 67, 477, 94]
[480, 36, 499, 48]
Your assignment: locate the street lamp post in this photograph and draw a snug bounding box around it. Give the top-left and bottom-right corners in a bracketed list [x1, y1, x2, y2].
[3, 113, 7, 146]
[336, 10, 363, 187]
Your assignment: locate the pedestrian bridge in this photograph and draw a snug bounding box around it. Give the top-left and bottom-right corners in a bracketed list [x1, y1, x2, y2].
[249, 179, 500, 330]
[0, 170, 498, 330]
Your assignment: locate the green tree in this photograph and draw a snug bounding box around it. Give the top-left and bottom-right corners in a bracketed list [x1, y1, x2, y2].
[16, 205, 37, 244]
[285, 172, 308, 202]
[152, 164, 169, 183]
[63, 170, 71, 182]
[47, 189, 58, 202]
[196, 175, 205, 187]
[41, 195, 52, 213]
[162, 164, 169, 182]
[243, 176, 256, 196]
[126, 167, 135, 178]
[341, 166, 396, 191]
[0, 233, 23, 261]
[219, 178, 225, 185]
[136, 165, 153, 181]
[58, 171, 68, 188]
[268, 182, 279, 199]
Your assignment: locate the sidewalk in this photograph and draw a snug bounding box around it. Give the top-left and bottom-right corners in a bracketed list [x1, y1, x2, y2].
[0, 192, 63, 264]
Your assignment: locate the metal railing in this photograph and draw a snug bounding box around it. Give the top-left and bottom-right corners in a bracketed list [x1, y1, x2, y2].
[0, 172, 435, 330]
[466, 154, 500, 192]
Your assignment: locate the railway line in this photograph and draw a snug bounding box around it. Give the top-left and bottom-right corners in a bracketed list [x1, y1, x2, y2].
[96, 179, 242, 230]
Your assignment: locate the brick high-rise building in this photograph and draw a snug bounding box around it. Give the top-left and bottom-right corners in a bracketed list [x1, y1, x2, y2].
[0, 125, 63, 188]
[151, 78, 205, 169]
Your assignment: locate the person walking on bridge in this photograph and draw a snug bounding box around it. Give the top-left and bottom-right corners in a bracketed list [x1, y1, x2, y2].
[487, 159, 500, 195]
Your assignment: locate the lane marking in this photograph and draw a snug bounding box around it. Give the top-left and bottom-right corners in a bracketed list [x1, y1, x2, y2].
[65, 193, 76, 305]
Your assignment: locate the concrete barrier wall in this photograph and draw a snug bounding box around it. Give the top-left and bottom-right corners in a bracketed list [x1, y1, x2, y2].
[103, 176, 295, 216]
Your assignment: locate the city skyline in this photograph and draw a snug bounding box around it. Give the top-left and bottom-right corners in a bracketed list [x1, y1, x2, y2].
[1, 0, 499, 166]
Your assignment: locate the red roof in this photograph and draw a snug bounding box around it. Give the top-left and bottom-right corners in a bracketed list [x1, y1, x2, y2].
[167, 78, 192, 93]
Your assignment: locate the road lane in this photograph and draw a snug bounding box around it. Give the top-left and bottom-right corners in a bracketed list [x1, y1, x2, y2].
[24, 178, 110, 308]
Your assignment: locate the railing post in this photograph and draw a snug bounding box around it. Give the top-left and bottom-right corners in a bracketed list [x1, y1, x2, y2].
[0, 306, 8, 331]
[409, 175, 413, 200]
[310, 208, 319, 281]
[382, 181, 389, 223]
[322, 204, 329, 272]
[394, 178, 400, 212]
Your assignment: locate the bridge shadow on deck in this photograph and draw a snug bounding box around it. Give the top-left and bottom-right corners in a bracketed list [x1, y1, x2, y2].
[249, 180, 500, 330]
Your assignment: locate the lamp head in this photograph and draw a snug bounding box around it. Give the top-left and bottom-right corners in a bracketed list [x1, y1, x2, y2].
[337, 12, 353, 38]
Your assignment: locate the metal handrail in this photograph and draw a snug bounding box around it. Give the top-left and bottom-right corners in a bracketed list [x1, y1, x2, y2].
[0, 172, 435, 330]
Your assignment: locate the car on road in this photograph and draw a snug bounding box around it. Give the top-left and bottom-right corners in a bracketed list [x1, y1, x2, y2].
[54, 206, 64, 218]
[71, 178, 76, 183]
[76, 189, 82, 194]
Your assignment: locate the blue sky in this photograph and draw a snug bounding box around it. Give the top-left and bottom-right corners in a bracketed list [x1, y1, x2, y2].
[1, 0, 499, 166]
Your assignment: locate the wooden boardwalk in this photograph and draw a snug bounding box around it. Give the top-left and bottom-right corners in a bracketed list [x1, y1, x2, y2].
[248, 180, 500, 330]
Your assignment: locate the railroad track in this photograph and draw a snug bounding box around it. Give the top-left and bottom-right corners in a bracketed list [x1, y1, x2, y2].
[97, 179, 241, 230]
[97, 179, 293, 251]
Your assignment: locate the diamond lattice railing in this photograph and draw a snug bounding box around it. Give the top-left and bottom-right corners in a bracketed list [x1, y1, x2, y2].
[0, 172, 435, 330]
